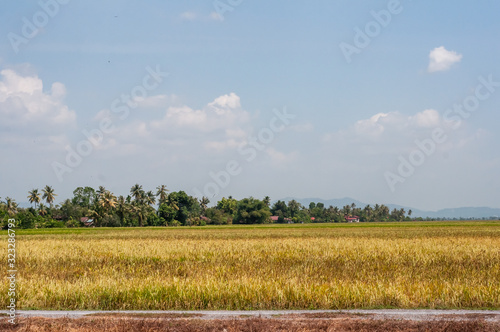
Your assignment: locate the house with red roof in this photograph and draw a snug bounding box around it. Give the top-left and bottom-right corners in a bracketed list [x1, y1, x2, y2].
[345, 215, 360, 223]
[270, 216, 292, 223]
[80, 217, 94, 226]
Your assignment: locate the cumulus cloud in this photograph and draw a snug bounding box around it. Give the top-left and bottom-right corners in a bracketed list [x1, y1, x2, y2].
[312, 108, 493, 202]
[427, 46, 462, 73]
[151, 92, 249, 133]
[96, 92, 251, 158]
[207, 92, 241, 112]
[0, 69, 76, 135]
[323, 109, 448, 155]
[349, 109, 443, 139]
[410, 109, 440, 128]
[0, 68, 80, 190]
[321, 108, 487, 168]
[352, 113, 390, 138]
[159, 106, 207, 128]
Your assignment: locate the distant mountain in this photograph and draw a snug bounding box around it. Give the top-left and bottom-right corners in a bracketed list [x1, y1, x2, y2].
[416, 207, 500, 219]
[278, 197, 500, 219]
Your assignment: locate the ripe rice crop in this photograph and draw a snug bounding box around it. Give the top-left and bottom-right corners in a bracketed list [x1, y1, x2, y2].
[1, 221, 499, 310]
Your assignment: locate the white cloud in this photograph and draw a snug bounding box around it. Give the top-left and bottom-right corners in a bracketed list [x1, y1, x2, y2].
[321, 108, 487, 167]
[225, 128, 247, 139]
[0, 68, 80, 192]
[343, 109, 443, 140]
[323, 109, 450, 158]
[151, 92, 249, 133]
[0, 69, 42, 97]
[159, 105, 208, 128]
[307, 108, 496, 209]
[208, 92, 241, 112]
[410, 109, 441, 128]
[94, 93, 252, 159]
[353, 113, 390, 138]
[0, 69, 76, 134]
[428, 46, 462, 73]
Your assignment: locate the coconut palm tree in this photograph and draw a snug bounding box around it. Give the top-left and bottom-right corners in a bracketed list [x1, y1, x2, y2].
[28, 189, 41, 210]
[116, 195, 129, 225]
[4, 197, 18, 217]
[167, 194, 179, 212]
[342, 205, 351, 218]
[99, 190, 117, 211]
[145, 191, 156, 206]
[129, 199, 152, 227]
[130, 184, 143, 202]
[364, 205, 373, 222]
[93, 190, 117, 226]
[156, 185, 169, 205]
[381, 205, 390, 221]
[134, 204, 149, 228]
[38, 204, 48, 216]
[287, 200, 301, 218]
[398, 208, 406, 221]
[42, 185, 57, 208]
[129, 185, 152, 227]
[96, 186, 107, 199]
[200, 196, 210, 215]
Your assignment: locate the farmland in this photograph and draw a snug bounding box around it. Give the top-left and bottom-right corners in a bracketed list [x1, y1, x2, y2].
[1, 221, 499, 310]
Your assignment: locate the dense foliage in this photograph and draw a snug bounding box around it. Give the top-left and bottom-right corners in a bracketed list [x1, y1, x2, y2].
[2, 184, 427, 229]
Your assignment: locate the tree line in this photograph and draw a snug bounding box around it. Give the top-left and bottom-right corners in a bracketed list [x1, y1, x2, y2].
[1, 185, 422, 229]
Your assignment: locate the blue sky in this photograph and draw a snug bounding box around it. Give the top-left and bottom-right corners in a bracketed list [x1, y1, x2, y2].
[1, 0, 499, 211]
